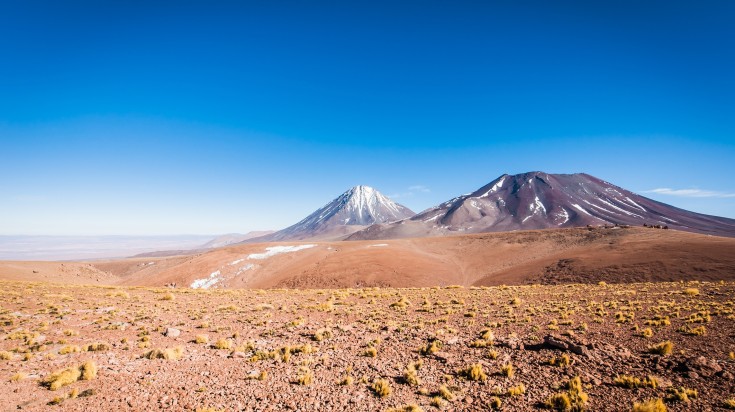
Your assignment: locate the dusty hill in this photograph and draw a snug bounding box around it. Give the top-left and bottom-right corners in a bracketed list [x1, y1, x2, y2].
[61, 227, 735, 289]
[349, 171, 735, 240]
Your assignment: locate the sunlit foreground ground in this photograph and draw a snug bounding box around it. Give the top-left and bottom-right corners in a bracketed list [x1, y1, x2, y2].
[1, 280, 734, 411]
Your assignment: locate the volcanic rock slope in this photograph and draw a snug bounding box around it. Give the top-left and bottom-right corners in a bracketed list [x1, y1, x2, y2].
[351, 171, 735, 239]
[250, 185, 415, 242]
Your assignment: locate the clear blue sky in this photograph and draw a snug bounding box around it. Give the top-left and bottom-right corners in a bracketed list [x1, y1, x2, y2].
[1, 0, 734, 235]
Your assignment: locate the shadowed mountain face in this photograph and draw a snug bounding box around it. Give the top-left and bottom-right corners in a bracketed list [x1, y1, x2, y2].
[349, 172, 735, 240]
[248, 185, 415, 242]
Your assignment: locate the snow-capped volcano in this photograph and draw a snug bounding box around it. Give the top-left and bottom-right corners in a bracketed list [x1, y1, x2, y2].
[349, 172, 735, 239]
[248, 185, 415, 242]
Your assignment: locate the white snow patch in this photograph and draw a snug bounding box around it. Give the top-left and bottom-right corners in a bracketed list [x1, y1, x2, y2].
[529, 196, 547, 215]
[190, 270, 221, 289]
[572, 204, 593, 216]
[522, 215, 533, 223]
[596, 197, 644, 218]
[229, 258, 245, 266]
[556, 207, 570, 225]
[480, 176, 506, 197]
[624, 197, 647, 211]
[247, 244, 316, 260]
[369, 244, 388, 247]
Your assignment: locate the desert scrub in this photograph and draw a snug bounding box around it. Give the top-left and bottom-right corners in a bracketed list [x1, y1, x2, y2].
[418, 339, 442, 356]
[499, 362, 514, 378]
[313, 328, 333, 342]
[213, 339, 232, 350]
[403, 362, 422, 386]
[683, 288, 699, 296]
[160, 292, 175, 301]
[83, 342, 111, 352]
[295, 366, 313, 385]
[507, 383, 526, 396]
[363, 346, 378, 357]
[10, 372, 28, 382]
[544, 376, 588, 411]
[42, 361, 96, 390]
[614, 375, 659, 389]
[489, 396, 502, 409]
[665, 387, 697, 403]
[723, 399, 735, 409]
[370, 378, 392, 397]
[648, 341, 673, 356]
[459, 363, 487, 381]
[195, 334, 209, 344]
[0, 351, 12, 360]
[632, 398, 667, 412]
[549, 354, 571, 367]
[438, 384, 454, 400]
[144, 346, 183, 360]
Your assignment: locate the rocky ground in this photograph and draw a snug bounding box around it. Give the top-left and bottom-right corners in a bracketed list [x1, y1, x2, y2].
[1, 280, 734, 411]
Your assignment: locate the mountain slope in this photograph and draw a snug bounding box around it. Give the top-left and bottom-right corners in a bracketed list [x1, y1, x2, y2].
[249, 185, 415, 242]
[349, 171, 735, 240]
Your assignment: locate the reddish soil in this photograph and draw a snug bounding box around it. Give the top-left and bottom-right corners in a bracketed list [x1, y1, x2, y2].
[0, 280, 733, 411]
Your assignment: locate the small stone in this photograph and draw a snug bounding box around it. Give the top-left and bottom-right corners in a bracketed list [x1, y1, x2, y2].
[164, 327, 180, 338]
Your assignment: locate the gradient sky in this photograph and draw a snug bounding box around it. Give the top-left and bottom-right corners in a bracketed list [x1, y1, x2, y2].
[1, 0, 734, 235]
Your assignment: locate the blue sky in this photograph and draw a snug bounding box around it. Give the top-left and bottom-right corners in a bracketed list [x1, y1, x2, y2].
[1, 0, 734, 235]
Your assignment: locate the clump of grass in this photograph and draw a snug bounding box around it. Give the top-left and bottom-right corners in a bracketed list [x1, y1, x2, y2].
[438, 384, 454, 400]
[404, 362, 422, 386]
[42, 361, 96, 390]
[459, 363, 487, 381]
[363, 347, 378, 357]
[683, 288, 699, 296]
[722, 399, 735, 410]
[430, 396, 445, 408]
[544, 376, 588, 411]
[213, 339, 232, 350]
[549, 354, 571, 367]
[80, 360, 96, 380]
[160, 292, 175, 301]
[144, 347, 183, 360]
[195, 334, 209, 344]
[338, 375, 354, 386]
[489, 396, 502, 409]
[665, 387, 697, 403]
[641, 328, 654, 338]
[59, 345, 80, 355]
[614, 375, 659, 389]
[370, 378, 392, 397]
[313, 328, 333, 342]
[83, 342, 111, 352]
[507, 383, 526, 396]
[678, 325, 706, 336]
[499, 362, 514, 378]
[487, 349, 499, 360]
[419, 339, 442, 356]
[10, 372, 28, 382]
[632, 398, 667, 412]
[295, 366, 313, 385]
[63, 329, 79, 337]
[648, 341, 673, 356]
[1, 351, 13, 360]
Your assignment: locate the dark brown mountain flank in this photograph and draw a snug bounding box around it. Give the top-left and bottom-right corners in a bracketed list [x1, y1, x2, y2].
[349, 171, 735, 240]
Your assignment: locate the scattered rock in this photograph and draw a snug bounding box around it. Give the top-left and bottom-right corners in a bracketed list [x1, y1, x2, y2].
[674, 356, 722, 377]
[164, 327, 180, 338]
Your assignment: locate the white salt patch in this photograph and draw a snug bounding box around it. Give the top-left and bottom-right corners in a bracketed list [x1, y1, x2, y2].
[229, 258, 245, 266]
[247, 244, 316, 260]
[369, 244, 388, 247]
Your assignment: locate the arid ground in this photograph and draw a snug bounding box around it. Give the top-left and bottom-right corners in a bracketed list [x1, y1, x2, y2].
[1, 280, 734, 411]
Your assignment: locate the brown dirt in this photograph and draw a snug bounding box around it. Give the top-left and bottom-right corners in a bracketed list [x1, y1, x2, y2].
[1, 280, 733, 411]
[70, 227, 735, 289]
